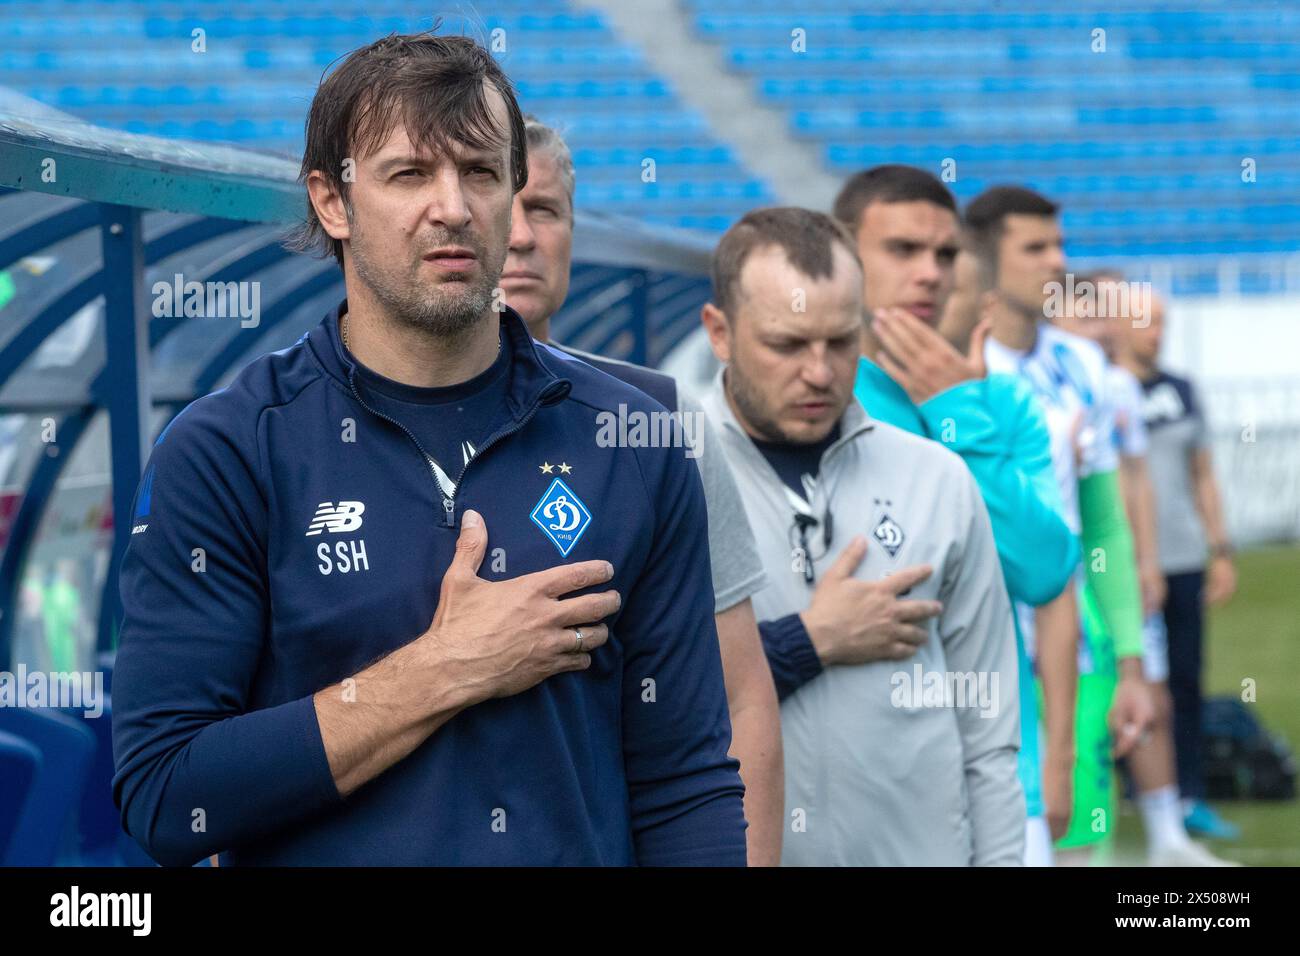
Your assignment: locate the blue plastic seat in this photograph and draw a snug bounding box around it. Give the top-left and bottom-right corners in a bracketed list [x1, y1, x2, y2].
[75, 692, 135, 865]
[0, 707, 96, 866]
[0, 730, 40, 864]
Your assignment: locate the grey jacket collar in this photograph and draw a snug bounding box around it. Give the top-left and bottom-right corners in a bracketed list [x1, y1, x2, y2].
[701, 366, 874, 468]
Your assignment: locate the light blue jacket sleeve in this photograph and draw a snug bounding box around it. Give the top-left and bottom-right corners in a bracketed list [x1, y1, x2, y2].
[919, 374, 1078, 607]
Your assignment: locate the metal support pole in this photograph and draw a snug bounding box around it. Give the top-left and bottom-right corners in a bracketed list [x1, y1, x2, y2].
[629, 269, 649, 367]
[97, 204, 149, 653]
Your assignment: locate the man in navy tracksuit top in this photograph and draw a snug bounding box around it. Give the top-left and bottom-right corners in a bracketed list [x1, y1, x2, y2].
[110, 32, 747, 866]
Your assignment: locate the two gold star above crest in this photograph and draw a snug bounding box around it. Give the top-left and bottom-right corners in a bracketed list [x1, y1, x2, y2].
[539, 462, 572, 475]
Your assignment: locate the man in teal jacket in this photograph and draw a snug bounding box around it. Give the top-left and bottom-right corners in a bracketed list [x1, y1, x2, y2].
[832, 166, 1079, 864]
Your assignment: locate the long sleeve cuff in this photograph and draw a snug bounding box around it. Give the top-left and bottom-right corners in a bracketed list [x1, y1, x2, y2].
[114, 693, 342, 867]
[758, 613, 824, 701]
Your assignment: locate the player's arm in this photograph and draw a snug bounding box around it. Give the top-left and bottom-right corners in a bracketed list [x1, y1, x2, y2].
[1000, 378, 1079, 836]
[1191, 446, 1237, 604]
[112, 408, 347, 866]
[619, 442, 748, 866]
[1033, 587, 1078, 838]
[1076, 365, 1147, 662]
[1190, 446, 1230, 551]
[1078, 469, 1143, 657]
[937, 466, 1024, 866]
[1071, 367, 1153, 751]
[1118, 453, 1165, 615]
[757, 614, 825, 700]
[758, 549, 937, 700]
[1113, 376, 1165, 615]
[1078, 469, 1154, 753]
[680, 393, 784, 865]
[315, 513, 618, 797]
[920, 376, 1077, 606]
[926, 374, 1078, 838]
[716, 598, 784, 866]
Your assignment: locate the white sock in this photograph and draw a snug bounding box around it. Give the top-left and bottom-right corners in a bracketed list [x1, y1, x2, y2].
[1181, 797, 1196, 816]
[1140, 785, 1191, 854]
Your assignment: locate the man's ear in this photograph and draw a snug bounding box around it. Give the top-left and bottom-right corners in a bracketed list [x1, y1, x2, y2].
[307, 170, 351, 243]
[700, 302, 732, 365]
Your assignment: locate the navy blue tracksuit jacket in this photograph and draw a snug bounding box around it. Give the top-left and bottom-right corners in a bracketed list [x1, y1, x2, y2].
[110, 303, 747, 866]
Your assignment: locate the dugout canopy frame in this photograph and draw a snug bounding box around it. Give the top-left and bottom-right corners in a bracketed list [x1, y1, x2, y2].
[0, 91, 715, 670]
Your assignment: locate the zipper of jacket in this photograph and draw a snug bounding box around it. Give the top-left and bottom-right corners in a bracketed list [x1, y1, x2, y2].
[440, 397, 550, 526]
[345, 368, 551, 527]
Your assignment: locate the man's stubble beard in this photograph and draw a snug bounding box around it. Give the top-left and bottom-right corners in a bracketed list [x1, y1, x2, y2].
[999, 283, 1050, 327]
[727, 359, 812, 446]
[1026, 270, 1068, 324]
[349, 209, 508, 340]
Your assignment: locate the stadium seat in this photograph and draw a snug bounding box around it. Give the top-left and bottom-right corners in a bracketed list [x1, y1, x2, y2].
[76, 681, 127, 865]
[0, 1, 778, 234]
[684, 0, 1300, 253]
[0, 730, 40, 863]
[0, 706, 96, 866]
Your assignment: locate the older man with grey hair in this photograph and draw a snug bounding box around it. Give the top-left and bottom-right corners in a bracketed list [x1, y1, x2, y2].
[500, 114, 785, 866]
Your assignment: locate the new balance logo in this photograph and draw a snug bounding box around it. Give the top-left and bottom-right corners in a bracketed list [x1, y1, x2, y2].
[305, 501, 365, 536]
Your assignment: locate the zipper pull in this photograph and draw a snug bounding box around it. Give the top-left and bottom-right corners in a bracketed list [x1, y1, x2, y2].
[443, 497, 455, 527]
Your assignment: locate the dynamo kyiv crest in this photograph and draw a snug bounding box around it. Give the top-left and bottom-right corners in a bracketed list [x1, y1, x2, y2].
[530, 478, 593, 557]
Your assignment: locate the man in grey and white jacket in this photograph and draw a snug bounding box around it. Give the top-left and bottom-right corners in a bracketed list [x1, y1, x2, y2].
[694, 207, 1024, 866]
